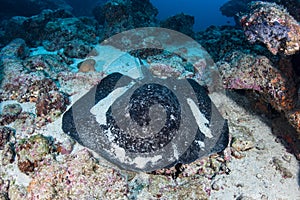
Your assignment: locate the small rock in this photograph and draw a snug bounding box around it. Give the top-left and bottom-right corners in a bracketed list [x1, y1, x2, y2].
[0, 143, 15, 165]
[255, 140, 265, 150]
[256, 173, 262, 179]
[77, 59, 96, 72]
[0, 103, 22, 125]
[0, 126, 15, 150]
[13, 112, 36, 136]
[0, 178, 9, 200]
[63, 40, 94, 59]
[236, 183, 244, 188]
[272, 157, 293, 178]
[231, 148, 246, 159]
[236, 195, 255, 200]
[16, 134, 53, 174]
[231, 137, 254, 151]
[35, 91, 69, 119]
[282, 153, 292, 163]
[56, 138, 74, 155]
[212, 181, 221, 191]
[261, 194, 268, 200]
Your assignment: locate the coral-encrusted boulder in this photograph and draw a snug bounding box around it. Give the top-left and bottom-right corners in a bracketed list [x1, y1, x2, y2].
[16, 134, 53, 174]
[220, 0, 300, 22]
[0, 41, 70, 127]
[1, 9, 73, 47]
[42, 17, 99, 52]
[160, 13, 195, 37]
[23, 54, 70, 79]
[97, 0, 158, 37]
[195, 26, 277, 62]
[63, 40, 95, 59]
[36, 91, 69, 118]
[218, 51, 297, 112]
[1, 10, 99, 56]
[240, 1, 300, 55]
[27, 149, 128, 199]
[0, 103, 22, 125]
[0, 38, 29, 63]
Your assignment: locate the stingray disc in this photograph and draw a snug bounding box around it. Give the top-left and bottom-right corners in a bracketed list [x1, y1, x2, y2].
[62, 68, 229, 172]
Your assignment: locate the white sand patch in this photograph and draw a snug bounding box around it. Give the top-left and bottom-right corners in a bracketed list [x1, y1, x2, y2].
[30, 46, 62, 56]
[209, 92, 300, 200]
[4, 163, 32, 186]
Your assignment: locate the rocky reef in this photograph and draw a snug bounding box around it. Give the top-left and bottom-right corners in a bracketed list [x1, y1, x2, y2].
[160, 13, 195, 37]
[93, 0, 158, 38]
[0, 39, 70, 128]
[198, 2, 300, 158]
[239, 1, 300, 55]
[0, 0, 72, 20]
[220, 0, 300, 22]
[218, 51, 297, 111]
[0, 10, 100, 58]
[0, 0, 299, 199]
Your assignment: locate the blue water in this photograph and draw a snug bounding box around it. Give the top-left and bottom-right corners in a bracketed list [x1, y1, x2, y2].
[151, 0, 234, 31]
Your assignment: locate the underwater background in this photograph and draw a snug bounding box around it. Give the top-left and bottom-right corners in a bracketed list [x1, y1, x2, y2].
[0, 0, 299, 199]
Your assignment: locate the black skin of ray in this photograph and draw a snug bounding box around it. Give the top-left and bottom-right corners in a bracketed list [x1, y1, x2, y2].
[106, 83, 181, 153]
[62, 72, 229, 170]
[62, 72, 126, 143]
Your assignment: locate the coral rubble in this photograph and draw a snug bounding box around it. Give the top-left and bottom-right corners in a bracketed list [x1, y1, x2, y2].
[27, 149, 128, 199]
[16, 134, 53, 174]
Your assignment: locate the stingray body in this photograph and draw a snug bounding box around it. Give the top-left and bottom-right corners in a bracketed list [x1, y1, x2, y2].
[62, 68, 229, 172]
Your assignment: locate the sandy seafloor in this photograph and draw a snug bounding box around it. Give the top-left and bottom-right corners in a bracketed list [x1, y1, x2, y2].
[1, 43, 300, 199]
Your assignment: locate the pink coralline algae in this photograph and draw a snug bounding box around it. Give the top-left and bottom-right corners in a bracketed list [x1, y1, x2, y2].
[0, 40, 70, 127]
[0, 103, 22, 125]
[240, 1, 300, 55]
[218, 51, 297, 112]
[27, 149, 128, 199]
[23, 54, 71, 79]
[16, 134, 54, 174]
[0, 126, 14, 150]
[1, 74, 59, 103]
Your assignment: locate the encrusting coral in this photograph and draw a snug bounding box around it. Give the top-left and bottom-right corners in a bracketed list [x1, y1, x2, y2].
[239, 1, 300, 55]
